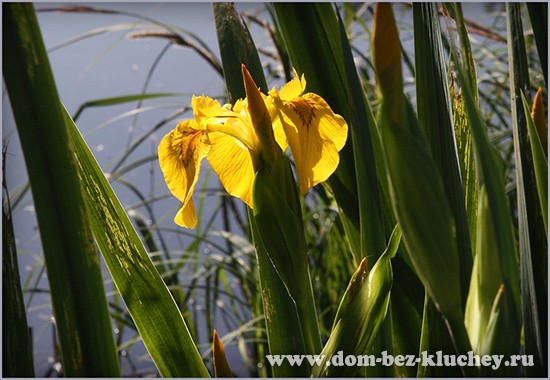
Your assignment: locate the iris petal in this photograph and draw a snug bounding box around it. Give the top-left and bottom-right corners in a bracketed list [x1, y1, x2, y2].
[271, 92, 348, 194]
[158, 119, 210, 228]
[207, 132, 255, 208]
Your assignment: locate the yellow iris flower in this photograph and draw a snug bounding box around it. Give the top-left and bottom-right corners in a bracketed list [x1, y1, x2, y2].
[267, 71, 348, 195]
[158, 65, 348, 228]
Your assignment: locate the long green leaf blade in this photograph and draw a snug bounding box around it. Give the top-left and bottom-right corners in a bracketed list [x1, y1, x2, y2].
[2, 178, 35, 377]
[413, 2, 472, 305]
[337, 8, 386, 264]
[64, 108, 210, 377]
[507, 4, 546, 373]
[249, 211, 309, 377]
[372, 2, 463, 330]
[448, 2, 479, 255]
[3, 4, 120, 376]
[526, 3, 548, 85]
[72, 92, 183, 121]
[372, 7, 475, 372]
[214, 2, 267, 101]
[454, 28, 522, 373]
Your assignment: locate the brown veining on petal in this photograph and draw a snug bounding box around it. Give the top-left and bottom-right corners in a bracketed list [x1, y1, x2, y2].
[171, 127, 207, 167]
[289, 98, 316, 129]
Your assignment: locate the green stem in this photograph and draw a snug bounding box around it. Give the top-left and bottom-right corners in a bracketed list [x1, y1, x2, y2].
[294, 267, 323, 356]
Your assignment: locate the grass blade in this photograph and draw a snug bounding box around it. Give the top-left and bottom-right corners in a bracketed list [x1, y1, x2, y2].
[337, 8, 386, 264]
[522, 91, 548, 235]
[249, 211, 309, 377]
[72, 92, 183, 121]
[3, 4, 120, 376]
[447, 3, 479, 254]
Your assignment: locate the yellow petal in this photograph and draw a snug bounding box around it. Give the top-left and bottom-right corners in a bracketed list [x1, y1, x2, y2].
[174, 199, 197, 229]
[207, 132, 255, 208]
[158, 120, 210, 228]
[192, 95, 225, 125]
[275, 69, 306, 100]
[273, 93, 348, 194]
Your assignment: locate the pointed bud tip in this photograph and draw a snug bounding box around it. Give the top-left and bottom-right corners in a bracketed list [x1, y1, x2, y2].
[213, 330, 233, 377]
[240, 64, 280, 164]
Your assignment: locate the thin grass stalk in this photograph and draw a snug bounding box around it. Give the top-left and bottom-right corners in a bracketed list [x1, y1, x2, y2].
[3, 4, 120, 376]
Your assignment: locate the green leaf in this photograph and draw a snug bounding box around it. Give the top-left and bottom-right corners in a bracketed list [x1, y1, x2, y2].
[478, 285, 519, 376]
[389, 258, 424, 378]
[521, 92, 548, 236]
[417, 296, 464, 377]
[465, 188, 518, 376]
[3, 4, 120, 376]
[464, 186, 504, 355]
[454, 25, 522, 369]
[447, 2, 479, 255]
[312, 225, 401, 377]
[413, 3, 472, 306]
[253, 155, 322, 357]
[372, 6, 473, 369]
[373, 2, 464, 332]
[2, 177, 35, 377]
[337, 8, 386, 264]
[65, 108, 210, 377]
[248, 211, 309, 377]
[507, 4, 546, 373]
[526, 3, 548, 85]
[213, 2, 267, 102]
